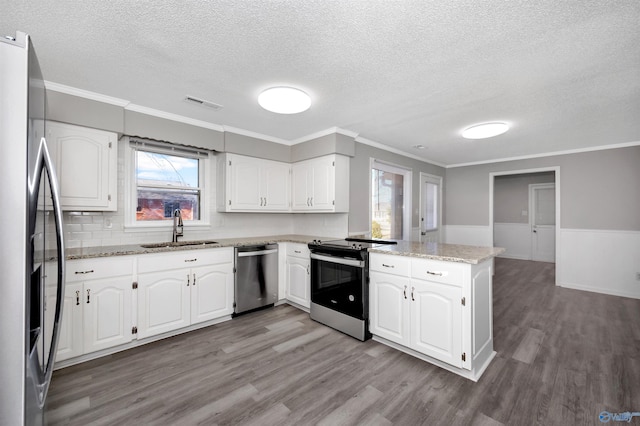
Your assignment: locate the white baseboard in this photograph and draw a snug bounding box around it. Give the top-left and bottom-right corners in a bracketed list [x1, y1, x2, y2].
[558, 228, 640, 300]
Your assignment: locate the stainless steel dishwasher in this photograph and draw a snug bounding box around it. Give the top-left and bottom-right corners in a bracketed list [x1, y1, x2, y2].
[234, 244, 278, 315]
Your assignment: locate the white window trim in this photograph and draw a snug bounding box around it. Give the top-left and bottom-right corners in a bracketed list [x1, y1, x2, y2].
[123, 137, 211, 231]
[369, 158, 412, 241]
[419, 172, 443, 241]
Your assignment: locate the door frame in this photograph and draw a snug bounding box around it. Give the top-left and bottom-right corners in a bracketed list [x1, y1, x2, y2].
[369, 158, 412, 241]
[529, 183, 556, 262]
[489, 167, 560, 285]
[419, 172, 443, 243]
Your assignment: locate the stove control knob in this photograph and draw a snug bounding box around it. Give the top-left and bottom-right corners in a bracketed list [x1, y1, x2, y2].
[359, 244, 363, 249]
[349, 295, 355, 302]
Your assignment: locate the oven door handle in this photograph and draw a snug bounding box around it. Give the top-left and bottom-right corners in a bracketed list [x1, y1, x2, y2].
[310, 253, 365, 268]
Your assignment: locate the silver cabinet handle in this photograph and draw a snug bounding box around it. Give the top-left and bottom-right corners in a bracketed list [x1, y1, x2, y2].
[307, 197, 310, 206]
[411, 287, 415, 301]
[426, 271, 443, 276]
[193, 273, 196, 286]
[294, 250, 302, 254]
[75, 269, 94, 275]
[310, 197, 313, 206]
[76, 290, 80, 305]
[307, 265, 310, 275]
[382, 264, 394, 268]
[187, 274, 190, 286]
[184, 258, 197, 263]
[86, 289, 91, 304]
[403, 285, 407, 299]
[264, 197, 267, 206]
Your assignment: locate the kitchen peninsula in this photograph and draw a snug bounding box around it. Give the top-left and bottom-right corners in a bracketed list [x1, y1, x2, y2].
[368, 242, 504, 381]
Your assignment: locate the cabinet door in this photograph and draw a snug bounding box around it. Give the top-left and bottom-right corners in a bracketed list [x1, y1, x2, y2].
[83, 277, 133, 353]
[137, 269, 191, 339]
[410, 280, 462, 368]
[291, 162, 312, 211]
[46, 283, 83, 362]
[229, 155, 261, 210]
[369, 272, 410, 346]
[261, 161, 290, 210]
[190, 263, 234, 324]
[286, 256, 310, 308]
[310, 156, 335, 210]
[46, 122, 117, 211]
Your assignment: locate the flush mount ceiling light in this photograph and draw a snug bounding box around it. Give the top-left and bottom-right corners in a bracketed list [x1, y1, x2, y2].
[462, 122, 510, 139]
[258, 86, 311, 114]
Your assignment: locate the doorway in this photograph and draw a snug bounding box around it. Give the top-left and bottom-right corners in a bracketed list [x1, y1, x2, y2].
[419, 172, 442, 243]
[530, 183, 556, 262]
[490, 168, 559, 271]
[370, 159, 412, 240]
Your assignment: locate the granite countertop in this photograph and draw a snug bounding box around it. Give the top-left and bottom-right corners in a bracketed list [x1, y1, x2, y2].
[369, 241, 505, 264]
[63, 234, 325, 260]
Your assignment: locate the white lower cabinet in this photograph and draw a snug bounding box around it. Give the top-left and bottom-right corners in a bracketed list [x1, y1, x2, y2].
[285, 244, 310, 308]
[53, 257, 135, 362]
[369, 253, 494, 381]
[137, 248, 234, 339]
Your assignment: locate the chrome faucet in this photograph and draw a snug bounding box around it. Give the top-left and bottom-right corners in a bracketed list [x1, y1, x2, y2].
[172, 208, 184, 242]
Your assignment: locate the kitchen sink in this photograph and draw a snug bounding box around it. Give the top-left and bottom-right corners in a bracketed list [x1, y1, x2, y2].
[140, 240, 219, 249]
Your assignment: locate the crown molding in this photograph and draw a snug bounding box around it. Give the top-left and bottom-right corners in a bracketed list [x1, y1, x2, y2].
[447, 141, 640, 168]
[290, 127, 359, 145]
[124, 104, 225, 132]
[355, 136, 447, 168]
[44, 81, 130, 107]
[222, 125, 291, 145]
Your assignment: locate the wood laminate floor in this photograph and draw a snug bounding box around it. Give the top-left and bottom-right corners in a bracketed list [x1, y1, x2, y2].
[46, 258, 640, 425]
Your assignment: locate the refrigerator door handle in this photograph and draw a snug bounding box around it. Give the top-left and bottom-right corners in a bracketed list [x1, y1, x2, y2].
[36, 136, 66, 404]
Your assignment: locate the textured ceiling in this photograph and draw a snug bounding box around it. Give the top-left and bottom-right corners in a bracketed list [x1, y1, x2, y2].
[3, 0, 640, 166]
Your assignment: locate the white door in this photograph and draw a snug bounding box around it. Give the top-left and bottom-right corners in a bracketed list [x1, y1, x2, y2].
[137, 269, 191, 339]
[291, 162, 312, 211]
[46, 282, 83, 362]
[310, 156, 335, 210]
[286, 256, 310, 308]
[369, 272, 410, 346]
[261, 161, 290, 210]
[410, 280, 462, 368]
[530, 183, 556, 263]
[229, 155, 261, 210]
[84, 277, 133, 353]
[190, 263, 234, 324]
[420, 173, 442, 243]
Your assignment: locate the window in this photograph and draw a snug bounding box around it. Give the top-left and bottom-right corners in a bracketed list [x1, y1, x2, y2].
[371, 159, 412, 240]
[126, 138, 210, 228]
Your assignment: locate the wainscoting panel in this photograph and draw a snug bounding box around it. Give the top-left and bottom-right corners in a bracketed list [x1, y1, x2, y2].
[443, 225, 492, 247]
[493, 223, 531, 260]
[558, 228, 640, 299]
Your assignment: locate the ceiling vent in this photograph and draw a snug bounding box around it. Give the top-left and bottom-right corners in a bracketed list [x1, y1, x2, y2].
[184, 95, 223, 111]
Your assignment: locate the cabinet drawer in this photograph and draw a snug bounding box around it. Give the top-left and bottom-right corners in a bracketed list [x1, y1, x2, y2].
[286, 243, 310, 258]
[138, 248, 233, 273]
[369, 253, 410, 276]
[410, 258, 464, 286]
[66, 256, 134, 282]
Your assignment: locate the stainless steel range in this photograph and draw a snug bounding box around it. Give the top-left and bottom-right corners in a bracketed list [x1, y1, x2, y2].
[308, 238, 397, 341]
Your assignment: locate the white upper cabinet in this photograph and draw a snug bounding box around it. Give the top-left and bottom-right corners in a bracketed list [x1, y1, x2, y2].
[217, 153, 290, 212]
[291, 154, 349, 212]
[46, 121, 117, 211]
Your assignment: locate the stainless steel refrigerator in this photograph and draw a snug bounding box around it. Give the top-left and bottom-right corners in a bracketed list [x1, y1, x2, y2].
[0, 31, 66, 425]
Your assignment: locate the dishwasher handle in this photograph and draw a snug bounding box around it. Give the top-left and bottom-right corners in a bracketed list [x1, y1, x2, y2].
[237, 248, 278, 257]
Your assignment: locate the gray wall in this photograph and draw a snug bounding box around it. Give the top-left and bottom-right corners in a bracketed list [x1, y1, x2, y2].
[349, 142, 446, 233]
[291, 133, 356, 162]
[494, 172, 555, 223]
[445, 145, 640, 231]
[46, 90, 124, 133]
[223, 132, 290, 162]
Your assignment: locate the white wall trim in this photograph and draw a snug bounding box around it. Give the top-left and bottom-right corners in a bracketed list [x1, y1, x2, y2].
[44, 80, 130, 107]
[357, 136, 446, 168]
[489, 167, 560, 284]
[290, 126, 359, 145]
[442, 225, 493, 247]
[124, 104, 225, 132]
[222, 125, 291, 145]
[558, 228, 640, 299]
[447, 141, 640, 168]
[493, 223, 531, 260]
